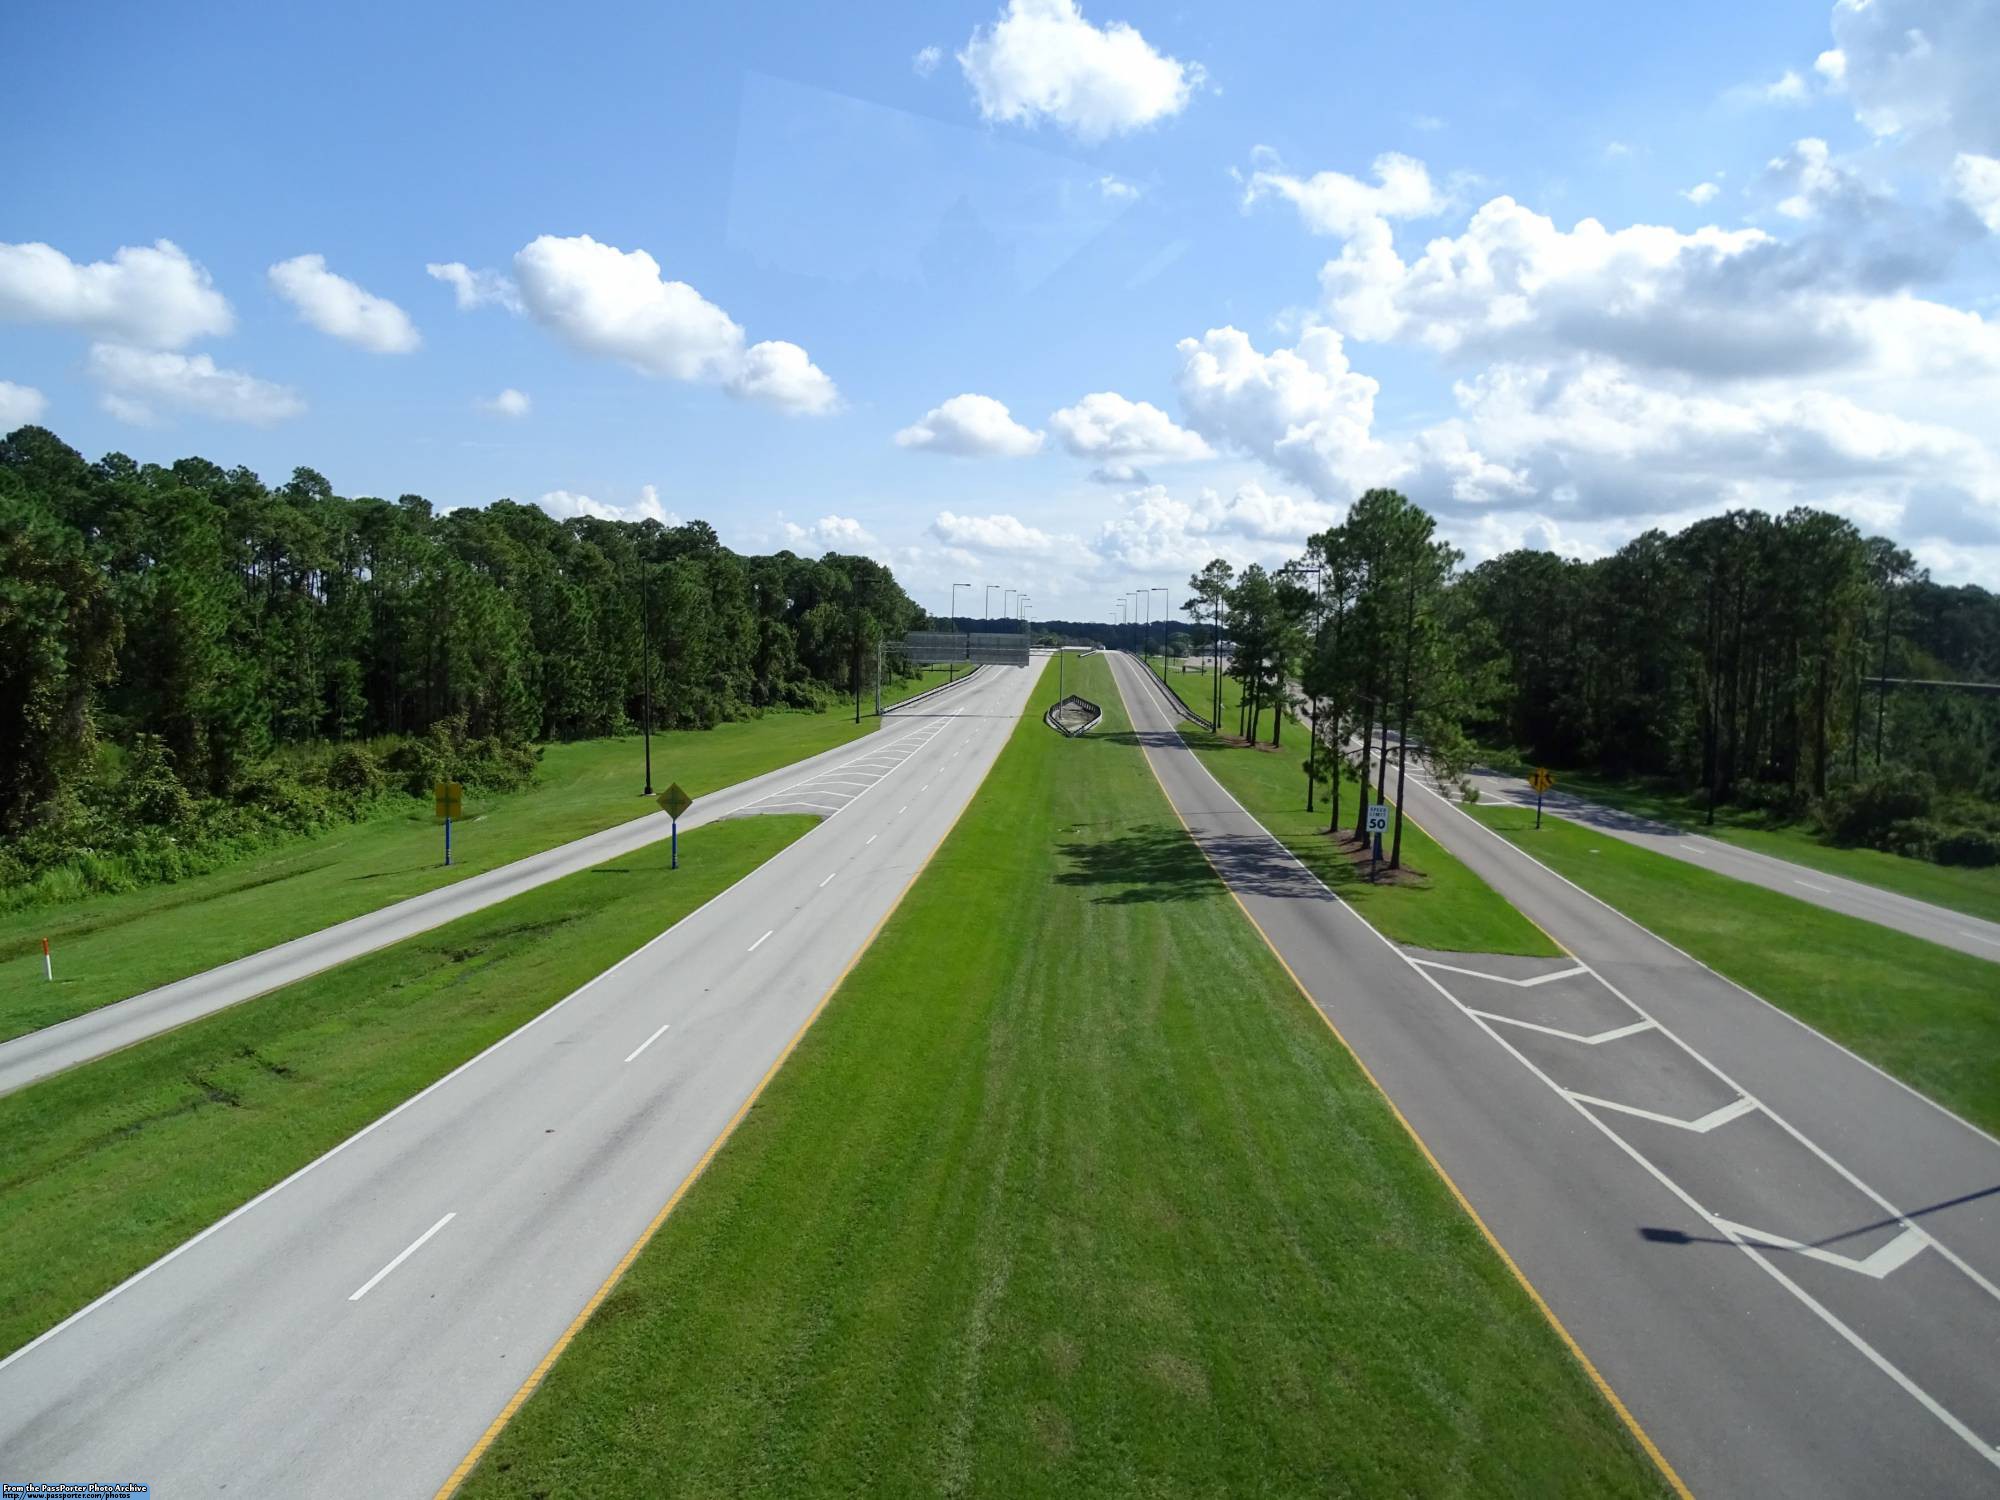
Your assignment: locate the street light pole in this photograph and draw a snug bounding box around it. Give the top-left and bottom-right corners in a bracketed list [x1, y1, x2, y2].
[950, 581, 970, 684]
[1150, 586, 1168, 677]
[639, 560, 654, 796]
[986, 583, 999, 624]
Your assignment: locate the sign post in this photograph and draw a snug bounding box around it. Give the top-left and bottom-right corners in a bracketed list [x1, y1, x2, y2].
[433, 781, 463, 865]
[1366, 803, 1389, 881]
[1528, 767, 1555, 829]
[658, 782, 694, 869]
[42, 937, 52, 983]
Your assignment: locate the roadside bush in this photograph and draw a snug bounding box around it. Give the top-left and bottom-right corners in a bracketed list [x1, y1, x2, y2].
[120, 735, 197, 830]
[1880, 817, 1943, 861]
[1818, 770, 1935, 848]
[325, 744, 384, 797]
[1731, 778, 1811, 822]
[1934, 828, 2000, 868]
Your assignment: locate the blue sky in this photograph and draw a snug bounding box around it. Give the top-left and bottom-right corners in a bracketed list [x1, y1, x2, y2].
[4, 0, 1997, 618]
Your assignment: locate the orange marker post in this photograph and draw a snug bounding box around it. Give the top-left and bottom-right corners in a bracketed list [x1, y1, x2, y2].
[42, 937, 53, 982]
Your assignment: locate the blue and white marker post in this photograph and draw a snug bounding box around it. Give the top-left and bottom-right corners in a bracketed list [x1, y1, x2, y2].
[659, 782, 693, 870]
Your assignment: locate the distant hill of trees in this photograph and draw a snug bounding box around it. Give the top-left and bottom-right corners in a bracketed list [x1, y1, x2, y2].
[0, 425, 923, 903]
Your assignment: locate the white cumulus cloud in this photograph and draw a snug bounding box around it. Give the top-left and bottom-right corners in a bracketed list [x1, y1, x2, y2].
[535, 484, 678, 526]
[269, 254, 420, 353]
[784, 514, 876, 551]
[958, 0, 1203, 143]
[895, 394, 1045, 457]
[1682, 181, 1721, 205]
[1951, 152, 2000, 231]
[930, 510, 1059, 552]
[1048, 390, 1210, 463]
[426, 261, 523, 313]
[1242, 150, 1447, 236]
[913, 45, 943, 76]
[481, 388, 532, 418]
[0, 381, 49, 428]
[1830, 0, 1998, 150]
[1174, 326, 1388, 497]
[511, 234, 837, 415]
[87, 342, 303, 426]
[0, 239, 232, 349]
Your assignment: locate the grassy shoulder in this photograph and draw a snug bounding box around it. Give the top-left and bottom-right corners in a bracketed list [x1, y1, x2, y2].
[0, 813, 814, 1359]
[1465, 801, 2000, 1136]
[0, 670, 958, 1040]
[1177, 674, 1558, 957]
[460, 653, 1664, 1498]
[1479, 749, 2000, 926]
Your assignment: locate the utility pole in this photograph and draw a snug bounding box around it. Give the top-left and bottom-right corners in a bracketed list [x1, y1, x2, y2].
[639, 560, 654, 796]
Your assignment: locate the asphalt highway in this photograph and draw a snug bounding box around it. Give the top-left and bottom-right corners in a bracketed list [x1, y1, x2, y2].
[0, 669, 988, 1099]
[1110, 651, 2000, 1498]
[1456, 759, 2000, 963]
[0, 659, 1040, 1496]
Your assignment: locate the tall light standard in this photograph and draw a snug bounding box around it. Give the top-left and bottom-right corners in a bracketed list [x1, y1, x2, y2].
[985, 584, 999, 624]
[1150, 586, 1169, 676]
[1003, 587, 1015, 625]
[638, 559, 654, 796]
[949, 581, 971, 684]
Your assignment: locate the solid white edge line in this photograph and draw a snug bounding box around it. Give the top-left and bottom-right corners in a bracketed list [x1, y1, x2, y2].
[622, 1022, 671, 1064]
[0, 664, 1032, 1375]
[348, 1212, 455, 1303]
[1107, 652, 2000, 1473]
[1398, 768, 2000, 1285]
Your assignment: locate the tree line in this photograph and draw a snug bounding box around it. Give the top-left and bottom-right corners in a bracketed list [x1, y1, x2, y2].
[0, 425, 923, 899]
[1187, 494, 2000, 871]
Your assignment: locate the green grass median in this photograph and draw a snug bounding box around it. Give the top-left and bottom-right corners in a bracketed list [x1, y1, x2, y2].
[0, 671, 958, 1040]
[460, 652, 1665, 1499]
[1174, 672, 1557, 956]
[0, 813, 814, 1359]
[1467, 801, 2000, 1135]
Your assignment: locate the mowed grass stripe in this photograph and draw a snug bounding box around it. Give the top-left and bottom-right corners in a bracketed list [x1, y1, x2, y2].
[458, 652, 1666, 1498]
[0, 814, 815, 1359]
[1475, 748, 2000, 927]
[1173, 666, 1559, 957]
[0, 668, 956, 1039]
[1467, 800, 2000, 1137]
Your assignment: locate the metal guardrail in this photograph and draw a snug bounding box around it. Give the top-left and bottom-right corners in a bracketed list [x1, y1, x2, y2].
[1045, 694, 1103, 736]
[1130, 652, 1217, 730]
[887, 664, 981, 714]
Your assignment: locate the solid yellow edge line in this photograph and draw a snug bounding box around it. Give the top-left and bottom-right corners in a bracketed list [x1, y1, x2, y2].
[1138, 713, 1694, 1500]
[432, 730, 1015, 1497]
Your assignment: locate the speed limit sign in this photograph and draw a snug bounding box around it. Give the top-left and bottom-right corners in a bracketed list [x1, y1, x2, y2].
[1366, 803, 1389, 835]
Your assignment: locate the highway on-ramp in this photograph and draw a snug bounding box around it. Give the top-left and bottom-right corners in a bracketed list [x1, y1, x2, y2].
[0, 660, 1040, 1497]
[0, 670, 988, 1099]
[1453, 759, 2000, 963]
[1110, 650, 2000, 1498]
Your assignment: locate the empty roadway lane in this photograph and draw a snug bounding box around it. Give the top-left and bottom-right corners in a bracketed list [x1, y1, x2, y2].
[0, 669, 992, 1098]
[0, 660, 1040, 1496]
[1110, 649, 2000, 1499]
